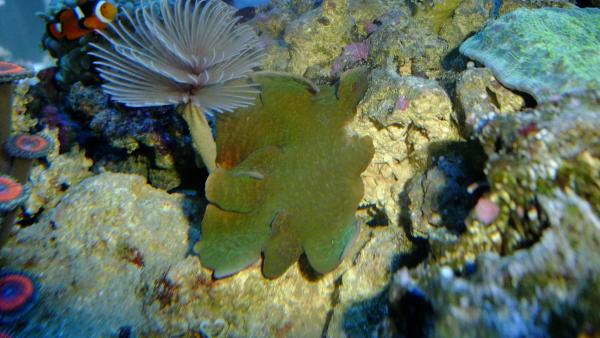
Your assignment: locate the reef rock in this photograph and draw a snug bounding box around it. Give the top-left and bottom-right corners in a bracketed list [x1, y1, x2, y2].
[1, 173, 194, 337]
[144, 220, 413, 337]
[351, 68, 461, 226]
[456, 66, 525, 136]
[430, 89, 600, 269]
[367, 10, 448, 77]
[411, 0, 492, 49]
[85, 102, 195, 190]
[26, 130, 93, 216]
[404, 146, 485, 245]
[384, 190, 600, 337]
[283, 0, 354, 76]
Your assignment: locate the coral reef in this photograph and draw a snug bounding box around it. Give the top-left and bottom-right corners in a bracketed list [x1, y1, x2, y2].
[425, 89, 600, 269]
[283, 0, 354, 77]
[410, 0, 465, 33]
[367, 10, 449, 77]
[0, 62, 53, 254]
[25, 129, 93, 216]
[405, 146, 485, 243]
[12, 1, 600, 337]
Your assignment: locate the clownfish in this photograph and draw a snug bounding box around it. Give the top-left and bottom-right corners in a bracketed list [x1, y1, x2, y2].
[47, 0, 118, 41]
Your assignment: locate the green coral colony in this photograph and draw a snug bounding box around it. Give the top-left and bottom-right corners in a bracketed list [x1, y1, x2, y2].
[460, 7, 600, 103]
[197, 69, 373, 278]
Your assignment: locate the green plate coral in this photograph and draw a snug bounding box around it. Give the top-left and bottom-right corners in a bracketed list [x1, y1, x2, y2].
[195, 69, 374, 278]
[460, 7, 600, 103]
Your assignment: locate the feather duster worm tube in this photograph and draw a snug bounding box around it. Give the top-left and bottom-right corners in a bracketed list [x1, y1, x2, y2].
[90, 0, 265, 172]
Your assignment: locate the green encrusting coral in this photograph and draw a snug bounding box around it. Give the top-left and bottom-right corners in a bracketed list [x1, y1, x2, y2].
[195, 68, 374, 278]
[411, 0, 462, 34]
[460, 7, 600, 103]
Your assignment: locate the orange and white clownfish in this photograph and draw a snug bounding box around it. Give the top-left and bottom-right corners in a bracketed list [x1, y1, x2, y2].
[47, 0, 118, 41]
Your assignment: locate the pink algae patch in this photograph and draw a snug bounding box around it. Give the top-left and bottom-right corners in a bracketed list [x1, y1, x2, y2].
[474, 197, 500, 225]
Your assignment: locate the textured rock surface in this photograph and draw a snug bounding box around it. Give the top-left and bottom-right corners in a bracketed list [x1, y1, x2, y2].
[283, 0, 354, 76]
[26, 138, 93, 216]
[435, 0, 494, 49]
[460, 7, 600, 103]
[428, 90, 600, 269]
[351, 69, 461, 226]
[367, 10, 448, 78]
[144, 222, 414, 337]
[457, 66, 525, 136]
[1, 172, 413, 337]
[384, 190, 600, 337]
[405, 148, 484, 244]
[88, 105, 195, 190]
[2, 173, 193, 337]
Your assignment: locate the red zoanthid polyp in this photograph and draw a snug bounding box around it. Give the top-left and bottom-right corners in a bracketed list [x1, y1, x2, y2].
[0, 270, 39, 324]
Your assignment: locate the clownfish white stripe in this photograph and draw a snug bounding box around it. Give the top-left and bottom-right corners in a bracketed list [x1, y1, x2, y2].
[54, 23, 62, 33]
[96, 1, 112, 24]
[74, 6, 85, 20]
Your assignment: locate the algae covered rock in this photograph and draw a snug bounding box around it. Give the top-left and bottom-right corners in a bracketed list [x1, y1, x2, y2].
[26, 130, 94, 215]
[460, 7, 600, 103]
[350, 69, 461, 227]
[411, 0, 465, 34]
[431, 90, 600, 269]
[457, 66, 525, 136]
[368, 10, 448, 77]
[196, 69, 374, 278]
[384, 190, 600, 337]
[410, 0, 495, 50]
[283, 0, 354, 76]
[1, 173, 195, 337]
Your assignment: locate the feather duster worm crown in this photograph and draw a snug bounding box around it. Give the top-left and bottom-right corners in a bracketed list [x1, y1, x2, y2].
[90, 0, 265, 112]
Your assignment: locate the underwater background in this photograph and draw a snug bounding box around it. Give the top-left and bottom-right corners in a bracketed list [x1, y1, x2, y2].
[0, 0, 599, 337]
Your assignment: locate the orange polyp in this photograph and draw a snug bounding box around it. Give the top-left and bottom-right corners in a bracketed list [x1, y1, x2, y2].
[14, 135, 49, 153]
[0, 177, 23, 203]
[0, 62, 25, 76]
[0, 275, 34, 312]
